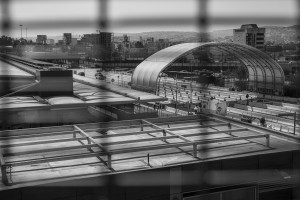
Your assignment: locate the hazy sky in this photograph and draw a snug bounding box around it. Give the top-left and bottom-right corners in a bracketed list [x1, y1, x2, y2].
[1, 0, 299, 38]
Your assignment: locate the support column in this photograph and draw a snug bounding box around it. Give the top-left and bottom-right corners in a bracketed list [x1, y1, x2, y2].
[162, 129, 167, 142]
[0, 148, 13, 186]
[193, 143, 198, 158]
[107, 154, 112, 169]
[266, 134, 270, 147]
[228, 123, 232, 136]
[140, 120, 144, 131]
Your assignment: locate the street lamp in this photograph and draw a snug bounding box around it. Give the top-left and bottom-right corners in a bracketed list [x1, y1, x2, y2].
[288, 61, 293, 81]
[120, 73, 123, 87]
[19, 24, 23, 39]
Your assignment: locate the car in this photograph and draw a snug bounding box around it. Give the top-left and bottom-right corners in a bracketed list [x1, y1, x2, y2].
[95, 72, 103, 77]
[78, 72, 85, 76]
[95, 74, 106, 80]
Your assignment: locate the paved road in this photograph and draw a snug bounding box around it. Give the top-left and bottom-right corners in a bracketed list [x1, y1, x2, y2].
[72, 68, 132, 87]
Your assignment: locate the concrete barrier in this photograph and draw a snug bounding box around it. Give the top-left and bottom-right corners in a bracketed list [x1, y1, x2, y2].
[284, 97, 298, 103]
[272, 101, 283, 106]
[282, 102, 300, 109]
[272, 96, 284, 102]
[249, 102, 268, 109]
[233, 103, 249, 111]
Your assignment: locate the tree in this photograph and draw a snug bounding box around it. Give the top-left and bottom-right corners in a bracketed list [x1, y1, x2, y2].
[13, 38, 28, 56]
[0, 35, 13, 46]
[233, 66, 248, 91]
[233, 65, 247, 80]
[234, 80, 248, 91]
[135, 41, 143, 48]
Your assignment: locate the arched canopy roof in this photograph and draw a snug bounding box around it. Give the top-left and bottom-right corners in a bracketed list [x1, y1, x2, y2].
[131, 42, 285, 93]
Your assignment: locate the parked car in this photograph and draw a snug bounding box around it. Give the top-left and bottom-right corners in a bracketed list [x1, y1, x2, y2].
[95, 72, 104, 77]
[78, 72, 85, 76]
[95, 73, 106, 80]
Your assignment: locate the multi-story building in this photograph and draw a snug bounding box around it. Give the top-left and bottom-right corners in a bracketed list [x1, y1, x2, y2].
[146, 37, 155, 47]
[80, 32, 113, 60]
[63, 33, 72, 45]
[36, 35, 47, 44]
[57, 40, 64, 45]
[81, 32, 112, 47]
[123, 34, 130, 48]
[157, 38, 170, 50]
[233, 24, 265, 50]
[71, 38, 78, 46]
[46, 39, 55, 45]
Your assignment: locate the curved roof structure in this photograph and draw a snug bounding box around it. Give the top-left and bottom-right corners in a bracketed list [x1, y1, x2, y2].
[131, 42, 285, 93]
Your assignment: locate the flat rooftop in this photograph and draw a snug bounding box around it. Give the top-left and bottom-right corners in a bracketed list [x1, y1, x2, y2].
[0, 76, 166, 112]
[0, 115, 299, 189]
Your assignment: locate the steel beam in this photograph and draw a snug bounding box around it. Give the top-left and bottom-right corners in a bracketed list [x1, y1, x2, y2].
[73, 125, 113, 170]
[0, 147, 13, 186]
[6, 134, 270, 168]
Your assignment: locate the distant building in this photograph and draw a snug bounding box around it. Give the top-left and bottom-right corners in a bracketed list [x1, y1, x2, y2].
[81, 32, 112, 47]
[146, 37, 154, 43]
[46, 39, 55, 45]
[36, 35, 47, 44]
[58, 40, 64, 45]
[233, 24, 265, 50]
[80, 32, 113, 60]
[123, 34, 130, 48]
[63, 33, 72, 45]
[157, 38, 170, 50]
[129, 47, 147, 59]
[71, 38, 78, 46]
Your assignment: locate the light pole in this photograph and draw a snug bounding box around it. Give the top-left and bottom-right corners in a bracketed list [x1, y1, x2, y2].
[120, 73, 122, 87]
[288, 61, 293, 81]
[19, 24, 23, 39]
[175, 88, 178, 115]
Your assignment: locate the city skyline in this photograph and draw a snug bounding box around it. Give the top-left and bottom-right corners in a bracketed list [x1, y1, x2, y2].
[0, 0, 298, 38]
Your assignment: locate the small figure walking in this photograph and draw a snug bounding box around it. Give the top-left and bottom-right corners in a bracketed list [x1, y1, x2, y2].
[260, 117, 266, 127]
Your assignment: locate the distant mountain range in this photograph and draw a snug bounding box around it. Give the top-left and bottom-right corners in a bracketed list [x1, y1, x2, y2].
[25, 25, 299, 44]
[262, 25, 300, 44]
